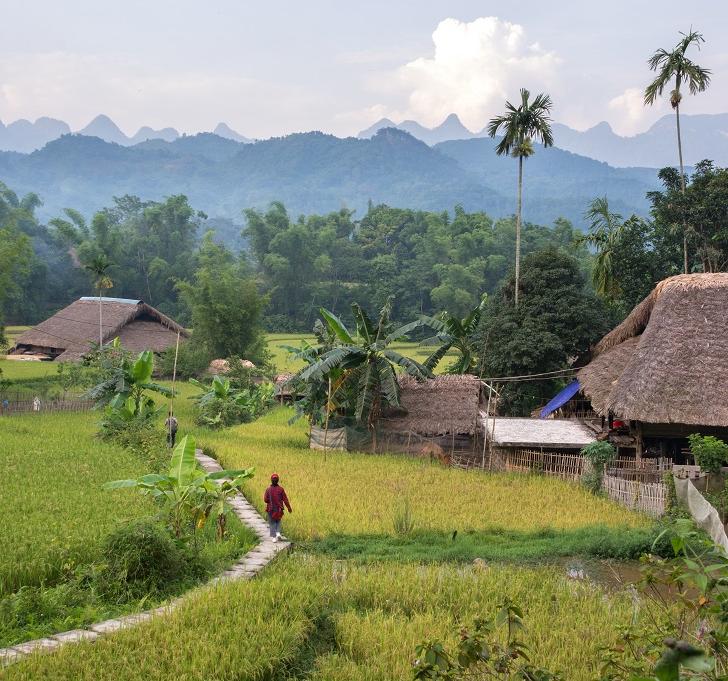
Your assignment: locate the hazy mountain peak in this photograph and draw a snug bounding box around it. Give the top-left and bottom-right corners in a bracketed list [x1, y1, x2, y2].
[78, 115, 128, 144]
[213, 122, 252, 143]
[131, 126, 179, 144]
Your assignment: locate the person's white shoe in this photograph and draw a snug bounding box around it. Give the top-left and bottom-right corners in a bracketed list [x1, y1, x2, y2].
[271, 536, 278, 543]
[276, 532, 283, 541]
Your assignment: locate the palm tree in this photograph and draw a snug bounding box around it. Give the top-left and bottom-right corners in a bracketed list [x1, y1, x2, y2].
[487, 89, 554, 306]
[419, 297, 486, 375]
[576, 197, 634, 301]
[83, 255, 114, 348]
[292, 298, 432, 435]
[644, 29, 711, 273]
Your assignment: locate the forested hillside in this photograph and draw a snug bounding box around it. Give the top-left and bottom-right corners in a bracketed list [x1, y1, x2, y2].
[0, 128, 662, 232]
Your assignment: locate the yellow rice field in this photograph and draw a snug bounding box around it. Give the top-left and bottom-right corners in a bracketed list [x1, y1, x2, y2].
[201, 408, 650, 541]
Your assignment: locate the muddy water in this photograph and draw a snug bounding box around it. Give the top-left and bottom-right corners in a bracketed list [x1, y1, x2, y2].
[554, 558, 647, 590]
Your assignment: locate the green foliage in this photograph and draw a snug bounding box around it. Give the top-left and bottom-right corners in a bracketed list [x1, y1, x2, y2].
[420, 296, 486, 374]
[0, 181, 33, 341]
[687, 433, 728, 475]
[479, 247, 610, 415]
[94, 518, 185, 603]
[189, 374, 275, 428]
[596, 519, 728, 680]
[413, 597, 563, 680]
[103, 435, 255, 539]
[158, 338, 212, 380]
[176, 232, 270, 366]
[288, 299, 432, 429]
[305, 525, 666, 564]
[580, 441, 617, 494]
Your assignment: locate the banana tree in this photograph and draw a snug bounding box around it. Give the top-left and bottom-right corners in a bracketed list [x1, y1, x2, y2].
[419, 297, 486, 374]
[103, 435, 254, 538]
[188, 375, 260, 427]
[83, 339, 175, 412]
[291, 298, 432, 432]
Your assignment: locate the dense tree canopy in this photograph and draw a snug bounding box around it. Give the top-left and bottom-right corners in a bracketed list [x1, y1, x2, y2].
[479, 247, 610, 415]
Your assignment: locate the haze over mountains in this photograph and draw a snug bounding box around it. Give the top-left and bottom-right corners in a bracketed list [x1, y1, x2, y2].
[0, 125, 661, 234]
[1, 111, 727, 168]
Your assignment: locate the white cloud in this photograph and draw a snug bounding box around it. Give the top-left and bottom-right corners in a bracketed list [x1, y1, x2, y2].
[372, 17, 562, 130]
[607, 87, 665, 136]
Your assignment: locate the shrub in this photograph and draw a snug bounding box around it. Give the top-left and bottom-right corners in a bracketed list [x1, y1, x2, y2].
[580, 441, 616, 494]
[158, 339, 212, 380]
[95, 518, 185, 602]
[687, 433, 728, 475]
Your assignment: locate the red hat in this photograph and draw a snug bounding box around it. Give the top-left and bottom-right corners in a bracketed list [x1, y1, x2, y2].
[271, 473, 279, 481]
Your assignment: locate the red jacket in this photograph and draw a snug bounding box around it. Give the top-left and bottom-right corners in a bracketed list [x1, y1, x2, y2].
[264, 485, 292, 514]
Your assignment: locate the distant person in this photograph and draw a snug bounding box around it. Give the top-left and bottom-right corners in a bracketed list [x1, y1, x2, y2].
[165, 413, 178, 448]
[33, 396, 41, 412]
[264, 473, 292, 543]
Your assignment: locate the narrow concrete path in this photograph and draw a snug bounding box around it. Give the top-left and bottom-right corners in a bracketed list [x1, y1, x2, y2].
[0, 449, 290, 667]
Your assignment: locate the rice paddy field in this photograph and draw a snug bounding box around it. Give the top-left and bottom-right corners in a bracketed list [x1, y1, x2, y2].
[1, 555, 642, 680]
[1, 364, 661, 680]
[0, 411, 152, 596]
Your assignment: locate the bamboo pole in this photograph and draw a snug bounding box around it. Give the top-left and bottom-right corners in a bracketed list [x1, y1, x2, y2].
[322, 377, 332, 463]
[168, 331, 180, 446]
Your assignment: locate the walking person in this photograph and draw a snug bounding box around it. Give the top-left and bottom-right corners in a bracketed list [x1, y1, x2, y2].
[165, 413, 178, 448]
[264, 473, 292, 542]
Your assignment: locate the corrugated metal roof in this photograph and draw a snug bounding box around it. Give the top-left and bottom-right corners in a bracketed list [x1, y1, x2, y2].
[80, 297, 141, 304]
[486, 417, 596, 449]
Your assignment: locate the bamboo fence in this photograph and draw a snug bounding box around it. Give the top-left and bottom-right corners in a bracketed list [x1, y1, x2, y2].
[502, 448, 586, 482]
[601, 473, 667, 516]
[461, 447, 671, 517]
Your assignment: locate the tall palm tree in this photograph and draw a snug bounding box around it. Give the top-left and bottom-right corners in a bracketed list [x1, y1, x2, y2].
[83, 255, 114, 348]
[644, 29, 711, 273]
[487, 89, 554, 306]
[576, 197, 631, 300]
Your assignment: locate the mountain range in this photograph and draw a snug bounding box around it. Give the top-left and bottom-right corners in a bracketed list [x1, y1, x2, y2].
[1, 111, 727, 168]
[0, 126, 662, 234]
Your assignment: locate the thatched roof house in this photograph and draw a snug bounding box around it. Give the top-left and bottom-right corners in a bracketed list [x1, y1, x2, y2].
[381, 374, 483, 437]
[577, 273, 728, 455]
[8, 297, 188, 362]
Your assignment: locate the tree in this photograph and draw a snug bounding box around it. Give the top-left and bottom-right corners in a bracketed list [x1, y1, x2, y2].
[576, 197, 639, 301]
[82, 254, 114, 348]
[644, 29, 711, 274]
[0, 182, 33, 345]
[290, 299, 432, 433]
[487, 89, 554, 306]
[175, 232, 269, 366]
[479, 248, 609, 415]
[419, 297, 486, 374]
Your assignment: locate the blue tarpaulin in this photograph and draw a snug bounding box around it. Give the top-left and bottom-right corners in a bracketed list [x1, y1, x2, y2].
[539, 380, 580, 419]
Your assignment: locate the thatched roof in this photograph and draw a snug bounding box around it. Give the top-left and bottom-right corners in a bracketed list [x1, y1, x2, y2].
[578, 273, 728, 426]
[9, 297, 189, 361]
[381, 374, 482, 436]
[486, 417, 597, 449]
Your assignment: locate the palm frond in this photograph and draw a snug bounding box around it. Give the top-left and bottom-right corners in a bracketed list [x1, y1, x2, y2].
[421, 341, 453, 372]
[319, 308, 353, 345]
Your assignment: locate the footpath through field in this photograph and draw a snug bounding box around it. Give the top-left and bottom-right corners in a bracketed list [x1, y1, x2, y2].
[0, 450, 290, 667]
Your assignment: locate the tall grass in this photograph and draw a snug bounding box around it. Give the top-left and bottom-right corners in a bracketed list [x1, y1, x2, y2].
[2, 555, 640, 681]
[201, 408, 650, 542]
[0, 412, 151, 595]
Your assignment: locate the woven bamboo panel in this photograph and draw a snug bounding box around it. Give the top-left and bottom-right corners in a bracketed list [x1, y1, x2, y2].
[504, 448, 585, 482]
[602, 473, 667, 516]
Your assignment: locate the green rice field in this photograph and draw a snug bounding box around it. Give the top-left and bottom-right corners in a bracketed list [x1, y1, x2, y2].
[0, 412, 152, 595]
[1, 366, 663, 679]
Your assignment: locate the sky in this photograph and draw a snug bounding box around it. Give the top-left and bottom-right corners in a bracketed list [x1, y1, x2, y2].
[1, 1, 727, 140]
